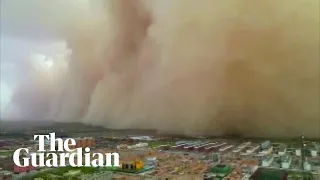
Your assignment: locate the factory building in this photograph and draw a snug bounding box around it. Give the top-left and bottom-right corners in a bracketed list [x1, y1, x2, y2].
[204, 143, 226, 153]
[183, 145, 195, 151]
[238, 142, 251, 149]
[212, 143, 227, 152]
[261, 141, 271, 150]
[250, 168, 287, 180]
[262, 156, 274, 167]
[303, 162, 312, 171]
[281, 155, 292, 169]
[260, 146, 273, 155]
[311, 149, 318, 157]
[246, 145, 260, 154]
[295, 149, 302, 156]
[278, 145, 287, 156]
[171, 143, 188, 150]
[232, 142, 251, 157]
[194, 142, 217, 152]
[175, 141, 189, 145]
[127, 143, 148, 149]
[219, 145, 234, 153]
[129, 136, 153, 141]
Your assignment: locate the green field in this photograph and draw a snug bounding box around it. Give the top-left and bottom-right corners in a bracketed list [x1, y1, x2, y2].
[148, 141, 175, 148]
[0, 150, 14, 157]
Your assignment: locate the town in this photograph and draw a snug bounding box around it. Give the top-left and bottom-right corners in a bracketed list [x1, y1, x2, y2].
[0, 123, 319, 180]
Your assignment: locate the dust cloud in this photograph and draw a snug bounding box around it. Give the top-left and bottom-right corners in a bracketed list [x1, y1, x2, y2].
[2, 0, 320, 138]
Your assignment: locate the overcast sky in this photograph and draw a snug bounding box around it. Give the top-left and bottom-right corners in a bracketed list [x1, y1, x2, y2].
[0, 0, 74, 112]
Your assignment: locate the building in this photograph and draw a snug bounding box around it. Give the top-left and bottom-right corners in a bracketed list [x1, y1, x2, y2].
[262, 156, 274, 167]
[311, 149, 318, 157]
[210, 165, 232, 178]
[281, 155, 292, 169]
[278, 145, 287, 156]
[239, 142, 251, 149]
[232, 142, 251, 157]
[171, 143, 188, 150]
[304, 162, 312, 171]
[183, 145, 195, 151]
[219, 145, 234, 153]
[250, 168, 287, 180]
[127, 143, 148, 149]
[260, 146, 273, 155]
[129, 136, 153, 141]
[194, 142, 217, 152]
[246, 145, 260, 154]
[204, 143, 226, 153]
[13, 165, 36, 174]
[261, 141, 271, 150]
[119, 160, 144, 172]
[296, 149, 302, 156]
[211, 142, 227, 152]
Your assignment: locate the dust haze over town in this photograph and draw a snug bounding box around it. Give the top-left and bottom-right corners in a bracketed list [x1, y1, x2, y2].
[0, 0, 319, 139]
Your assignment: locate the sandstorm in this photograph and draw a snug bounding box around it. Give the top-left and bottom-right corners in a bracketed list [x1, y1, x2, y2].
[1, 0, 319, 138]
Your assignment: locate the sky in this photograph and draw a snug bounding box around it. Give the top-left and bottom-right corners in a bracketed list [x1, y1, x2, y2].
[0, 0, 319, 138]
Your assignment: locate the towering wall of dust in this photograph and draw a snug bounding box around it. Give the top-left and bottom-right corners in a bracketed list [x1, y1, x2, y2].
[62, 0, 319, 138]
[2, 0, 319, 138]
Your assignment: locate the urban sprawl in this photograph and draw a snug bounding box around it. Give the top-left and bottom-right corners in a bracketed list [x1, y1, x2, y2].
[1, 131, 319, 180]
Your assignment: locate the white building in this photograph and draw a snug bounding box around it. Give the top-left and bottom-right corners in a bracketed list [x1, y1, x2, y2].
[127, 143, 148, 149]
[304, 162, 312, 171]
[260, 146, 273, 155]
[238, 142, 251, 149]
[296, 149, 302, 156]
[281, 156, 292, 169]
[278, 145, 287, 156]
[311, 149, 318, 157]
[129, 136, 153, 141]
[247, 145, 260, 154]
[262, 156, 273, 167]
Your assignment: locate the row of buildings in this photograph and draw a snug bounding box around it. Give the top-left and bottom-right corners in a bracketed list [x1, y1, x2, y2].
[171, 142, 233, 153]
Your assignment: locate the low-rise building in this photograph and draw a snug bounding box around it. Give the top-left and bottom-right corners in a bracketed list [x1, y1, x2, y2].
[311, 149, 318, 157]
[281, 155, 292, 169]
[278, 145, 287, 156]
[260, 146, 273, 155]
[295, 149, 303, 156]
[262, 156, 273, 167]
